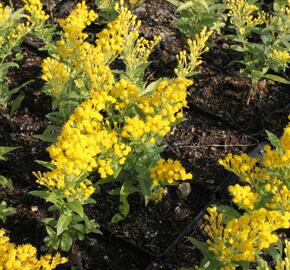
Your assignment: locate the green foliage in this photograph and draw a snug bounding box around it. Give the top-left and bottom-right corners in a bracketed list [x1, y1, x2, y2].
[30, 189, 101, 252]
[166, 0, 226, 36]
[224, 0, 290, 102]
[0, 201, 16, 223]
[0, 5, 29, 116]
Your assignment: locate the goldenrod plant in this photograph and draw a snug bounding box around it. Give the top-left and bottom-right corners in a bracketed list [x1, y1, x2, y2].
[225, 0, 290, 103]
[0, 228, 67, 269]
[189, 207, 290, 270]
[189, 117, 290, 269]
[31, 1, 212, 251]
[0, 0, 53, 118]
[0, 3, 30, 116]
[166, 0, 226, 36]
[219, 116, 290, 213]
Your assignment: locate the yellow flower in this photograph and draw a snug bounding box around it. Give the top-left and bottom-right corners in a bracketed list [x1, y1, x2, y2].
[23, 0, 49, 24]
[175, 27, 212, 77]
[41, 58, 71, 96]
[226, 0, 265, 36]
[204, 208, 290, 266]
[228, 184, 258, 210]
[150, 158, 192, 186]
[0, 229, 67, 269]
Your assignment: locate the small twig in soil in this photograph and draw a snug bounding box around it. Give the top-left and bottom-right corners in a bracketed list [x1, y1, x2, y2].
[170, 143, 259, 149]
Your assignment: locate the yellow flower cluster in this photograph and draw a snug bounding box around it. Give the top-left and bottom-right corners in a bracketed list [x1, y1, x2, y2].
[0, 3, 10, 26]
[228, 184, 258, 210]
[44, 1, 148, 103]
[34, 92, 114, 200]
[215, 118, 290, 270]
[226, 0, 265, 36]
[22, 0, 49, 24]
[58, 1, 97, 50]
[122, 77, 192, 140]
[269, 49, 290, 70]
[41, 58, 71, 96]
[219, 153, 260, 183]
[123, 35, 161, 74]
[269, 50, 290, 64]
[150, 159, 192, 186]
[219, 116, 290, 224]
[0, 3, 31, 60]
[0, 229, 67, 270]
[111, 78, 141, 110]
[47, 92, 116, 175]
[266, 185, 290, 212]
[96, 0, 139, 63]
[7, 22, 31, 47]
[204, 207, 290, 267]
[33, 170, 95, 203]
[175, 27, 212, 77]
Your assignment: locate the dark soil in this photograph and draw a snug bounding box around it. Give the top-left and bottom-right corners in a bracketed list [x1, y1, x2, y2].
[0, 0, 289, 269]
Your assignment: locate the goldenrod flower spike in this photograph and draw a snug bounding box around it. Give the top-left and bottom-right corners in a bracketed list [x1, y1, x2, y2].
[22, 0, 49, 24]
[96, 0, 141, 64]
[226, 0, 264, 36]
[204, 208, 290, 267]
[269, 49, 290, 70]
[42, 58, 71, 96]
[175, 27, 212, 77]
[0, 229, 67, 269]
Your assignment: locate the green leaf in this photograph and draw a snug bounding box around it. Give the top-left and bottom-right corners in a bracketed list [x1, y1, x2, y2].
[29, 190, 50, 199]
[230, 45, 245, 52]
[45, 226, 56, 238]
[34, 160, 55, 170]
[72, 224, 85, 232]
[1, 206, 16, 217]
[111, 213, 125, 223]
[60, 232, 73, 252]
[0, 62, 19, 81]
[193, 0, 209, 11]
[217, 205, 241, 223]
[266, 130, 281, 149]
[44, 218, 57, 227]
[46, 192, 62, 204]
[264, 74, 290, 84]
[0, 175, 13, 189]
[239, 261, 250, 270]
[265, 244, 280, 261]
[68, 200, 84, 218]
[33, 134, 57, 143]
[8, 80, 33, 96]
[56, 213, 72, 236]
[143, 78, 162, 95]
[10, 94, 24, 116]
[177, 1, 193, 12]
[0, 146, 19, 161]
